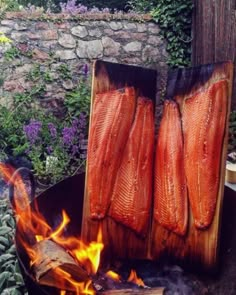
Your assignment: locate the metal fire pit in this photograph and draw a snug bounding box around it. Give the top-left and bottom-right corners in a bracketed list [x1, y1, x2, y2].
[14, 173, 236, 295]
[15, 173, 85, 295]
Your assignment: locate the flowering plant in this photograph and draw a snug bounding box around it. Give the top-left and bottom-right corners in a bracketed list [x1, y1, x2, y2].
[23, 114, 87, 184]
[0, 67, 91, 186]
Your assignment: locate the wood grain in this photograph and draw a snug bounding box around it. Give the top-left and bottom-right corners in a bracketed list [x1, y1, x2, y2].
[151, 61, 233, 272]
[82, 60, 233, 272]
[82, 60, 157, 263]
[192, 0, 236, 108]
[99, 287, 164, 295]
[32, 240, 88, 290]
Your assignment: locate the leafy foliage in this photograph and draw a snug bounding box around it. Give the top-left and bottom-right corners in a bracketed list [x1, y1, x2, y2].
[0, 199, 27, 295]
[151, 1, 193, 67]
[0, 75, 90, 185]
[129, 0, 193, 68]
[64, 78, 91, 121]
[228, 111, 236, 153]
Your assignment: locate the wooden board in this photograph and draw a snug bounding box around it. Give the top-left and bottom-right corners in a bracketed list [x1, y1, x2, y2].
[151, 61, 234, 272]
[82, 60, 233, 271]
[82, 60, 157, 263]
[99, 287, 164, 295]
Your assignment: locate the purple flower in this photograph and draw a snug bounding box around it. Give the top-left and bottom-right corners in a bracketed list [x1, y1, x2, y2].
[79, 132, 85, 140]
[78, 4, 88, 13]
[62, 126, 76, 146]
[60, 0, 88, 14]
[46, 146, 53, 154]
[90, 7, 100, 13]
[78, 113, 87, 129]
[72, 145, 79, 156]
[102, 8, 110, 13]
[23, 120, 42, 145]
[72, 118, 79, 129]
[48, 122, 57, 138]
[83, 64, 88, 77]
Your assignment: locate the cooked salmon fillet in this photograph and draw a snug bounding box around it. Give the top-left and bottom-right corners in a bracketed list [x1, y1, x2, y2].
[154, 100, 188, 236]
[87, 87, 136, 219]
[108, 97, 155, 236]
[182, 80, 228, 229]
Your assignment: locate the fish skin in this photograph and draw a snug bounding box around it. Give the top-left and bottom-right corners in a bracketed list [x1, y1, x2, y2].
[182, 80, 228, 229]
[109, 97, 155, 236]
[87, 87, 136, 219]
[154, 100, 188, 236]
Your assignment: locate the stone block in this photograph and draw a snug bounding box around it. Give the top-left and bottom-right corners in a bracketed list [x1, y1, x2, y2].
[58, 33, 76, 49]
[1, 20, 15, 27]
[41, 30, 58, 40]
[147, 36, 162, 46]
[109, 21, 123, 31]
[89, 28, 102, 37]
[0, 26, 12, 34]
[71, 25, 88, 38]
[142, 45, 161, 62]
[32, 48, 50, 60]
[55, 50, 76, 60]
[76, 40, 103, 59]
[123, 41, 142, 52]
[102, 37, 120, 56]
[124, 22, 137, 30]
[35, 22, 50, 30]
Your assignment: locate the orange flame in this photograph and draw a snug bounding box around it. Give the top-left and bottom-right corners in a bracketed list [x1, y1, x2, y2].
[127, 269, 145, 287]
[105, 270, 121, 282]
[0, 164, 103, 294]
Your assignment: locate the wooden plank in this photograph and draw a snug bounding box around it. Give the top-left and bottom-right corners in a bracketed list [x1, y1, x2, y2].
[82, 60, 157, 263]
[82, 60, 233, 271]
[192, 0, 236, 108]
[99, 287, 164, 295]
[151, 61, 234, 272]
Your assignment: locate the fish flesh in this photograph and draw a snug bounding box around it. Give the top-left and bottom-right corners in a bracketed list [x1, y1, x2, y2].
[154, 100, 188, 236]
[87, 87, 136, 219]
[182, 80, 228, 229]
[109, 97, 154, 236]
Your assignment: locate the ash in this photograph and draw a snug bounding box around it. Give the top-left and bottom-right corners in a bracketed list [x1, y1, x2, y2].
[96, 261, 206, 295]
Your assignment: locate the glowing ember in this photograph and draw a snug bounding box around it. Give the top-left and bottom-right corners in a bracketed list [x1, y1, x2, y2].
[105, 270, 121, 282]
[0, 164, 103, 294]
[127, 269, 145, 287]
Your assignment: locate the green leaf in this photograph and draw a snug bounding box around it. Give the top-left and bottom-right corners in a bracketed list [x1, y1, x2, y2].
[0, 226, 12, 236]
[0, 271, 11, 289]
[0, 236, 10, 247]
[0, 254, 15, 264]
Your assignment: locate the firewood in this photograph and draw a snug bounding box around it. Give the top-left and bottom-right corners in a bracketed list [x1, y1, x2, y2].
[99, 287, 165, 295]
[31, 239, 89, 291]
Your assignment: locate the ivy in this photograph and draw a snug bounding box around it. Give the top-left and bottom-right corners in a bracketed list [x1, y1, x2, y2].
[151, 0, 193, 68]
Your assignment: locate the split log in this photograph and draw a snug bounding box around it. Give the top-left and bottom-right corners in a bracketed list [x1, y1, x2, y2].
[31, 239, 89, 291]
[99, 287, 165, 295]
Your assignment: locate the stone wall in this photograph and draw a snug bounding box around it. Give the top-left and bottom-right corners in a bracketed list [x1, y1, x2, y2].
[0, 12, 168, 111]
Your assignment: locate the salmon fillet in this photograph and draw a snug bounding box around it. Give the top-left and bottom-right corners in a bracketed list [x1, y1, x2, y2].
[108, 97, 154, 236]
[182, 80, 228, 229]
[154, 100, 188, 236]
[87, 87, 136, 219]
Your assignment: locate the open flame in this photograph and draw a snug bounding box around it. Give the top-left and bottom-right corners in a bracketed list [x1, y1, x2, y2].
[0, 164, 103, 294]
[127, 269, 145, 287]
[105, 270, 121, 282]
[0, 164, 147, 294]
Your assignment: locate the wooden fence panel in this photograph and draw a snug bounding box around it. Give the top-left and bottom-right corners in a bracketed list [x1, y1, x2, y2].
[192, 0, 236, 108]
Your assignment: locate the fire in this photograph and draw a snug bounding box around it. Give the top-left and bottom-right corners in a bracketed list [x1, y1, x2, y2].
[127, 269, 145, 287]
[0, 164, 103, 294]
[105, 270, 121, 282]
[0, 164, 146, 294]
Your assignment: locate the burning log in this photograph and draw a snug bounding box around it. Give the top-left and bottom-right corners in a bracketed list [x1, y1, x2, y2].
[99, 287, 165, 295]
[31, 239, 89, 291]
